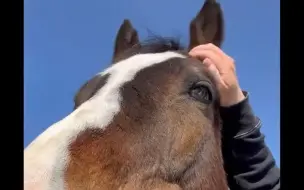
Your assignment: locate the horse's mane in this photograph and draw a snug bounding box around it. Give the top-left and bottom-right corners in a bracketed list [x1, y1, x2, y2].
[114, 36, 188, 62]
[138, 36, 185, 52]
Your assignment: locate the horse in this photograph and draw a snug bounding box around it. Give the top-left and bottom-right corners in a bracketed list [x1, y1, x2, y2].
[24, 0, 228, 189]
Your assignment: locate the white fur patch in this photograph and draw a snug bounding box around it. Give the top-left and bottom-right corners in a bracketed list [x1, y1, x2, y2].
[24, 52, 186, 190]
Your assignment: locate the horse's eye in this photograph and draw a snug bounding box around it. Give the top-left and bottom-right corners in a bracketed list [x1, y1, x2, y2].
[189, 83, 213, 104]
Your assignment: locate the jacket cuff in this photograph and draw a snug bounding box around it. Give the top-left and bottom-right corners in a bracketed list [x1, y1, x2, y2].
[219, 91, 261, 139]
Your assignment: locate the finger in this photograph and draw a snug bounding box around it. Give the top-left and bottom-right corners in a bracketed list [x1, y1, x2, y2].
[205, 44, 235, 64]
[202, 57, 212, 67]
[202, 58, 221, 82]
[190, 44, 235, 68]
[205, 43, 227, 58]
[205, 62, 224, 87]
[190, 43, 227, 59]
[189, 49, 224, 73]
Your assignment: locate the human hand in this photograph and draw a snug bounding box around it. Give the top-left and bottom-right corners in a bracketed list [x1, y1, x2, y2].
[189, 43, 245, 107]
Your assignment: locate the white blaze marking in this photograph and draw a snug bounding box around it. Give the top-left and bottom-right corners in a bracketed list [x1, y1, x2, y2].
[24, 52, 186, 190]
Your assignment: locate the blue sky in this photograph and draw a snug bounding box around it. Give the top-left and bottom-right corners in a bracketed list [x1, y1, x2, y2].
[24, 0, 280, 165]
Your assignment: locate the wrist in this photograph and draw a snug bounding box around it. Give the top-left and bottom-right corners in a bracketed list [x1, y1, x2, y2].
[219, 92, 260, 139]
[220, 87, 245, 107]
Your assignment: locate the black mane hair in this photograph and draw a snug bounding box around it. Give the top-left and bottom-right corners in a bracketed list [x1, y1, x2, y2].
[113, 36, 189, 63]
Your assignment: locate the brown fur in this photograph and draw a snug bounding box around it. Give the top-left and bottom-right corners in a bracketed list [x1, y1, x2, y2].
[67, 0, 228, 189]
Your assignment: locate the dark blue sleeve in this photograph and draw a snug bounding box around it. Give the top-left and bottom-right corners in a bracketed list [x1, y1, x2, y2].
[220, 92, 280, 190]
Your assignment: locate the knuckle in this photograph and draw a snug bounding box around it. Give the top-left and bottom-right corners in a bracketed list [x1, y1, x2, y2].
[227, 56, 234, 62]
[227, 57, 235, 67]
[207, 43, 215, 47]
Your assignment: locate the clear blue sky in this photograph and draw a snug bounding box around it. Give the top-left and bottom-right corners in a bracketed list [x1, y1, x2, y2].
[24, 0, 280, 165]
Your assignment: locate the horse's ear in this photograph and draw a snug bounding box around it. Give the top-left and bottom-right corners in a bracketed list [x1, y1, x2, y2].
[188, 0, 224, 50]
[112, 19, 140, 62]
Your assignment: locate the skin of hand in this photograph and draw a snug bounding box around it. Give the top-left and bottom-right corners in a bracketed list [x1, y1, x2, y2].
[189, 43, 245, 107]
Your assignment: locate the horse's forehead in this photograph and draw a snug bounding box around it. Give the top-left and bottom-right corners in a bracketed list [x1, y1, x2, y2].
[102, 52, 186, 82]
[77, 51, 187, 125]
[74, 51, 186, 109]
[75, 52, 186, 128]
